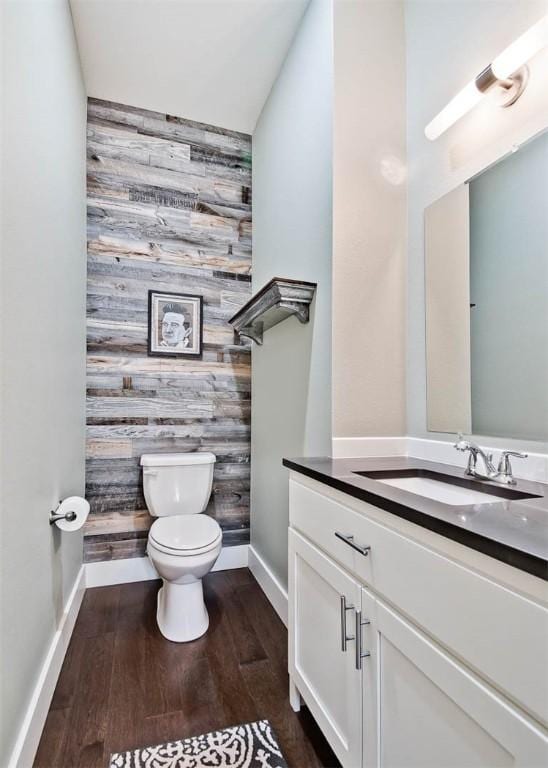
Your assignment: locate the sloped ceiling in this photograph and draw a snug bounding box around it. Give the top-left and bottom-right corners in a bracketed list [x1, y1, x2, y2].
[70, 0, 309, 133]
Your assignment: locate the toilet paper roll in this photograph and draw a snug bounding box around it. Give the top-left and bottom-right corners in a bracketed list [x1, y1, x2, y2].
[53, 496, 90, 532]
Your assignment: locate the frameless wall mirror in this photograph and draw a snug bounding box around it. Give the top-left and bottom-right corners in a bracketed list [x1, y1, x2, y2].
[425, 129, 548, 442]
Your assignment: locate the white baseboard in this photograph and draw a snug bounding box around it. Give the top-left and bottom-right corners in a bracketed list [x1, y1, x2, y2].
[85, 554, 157, 588]
[85, 544, 249, 588]
[248, 545, 288, 627]
[8, 566, 86, 768]
[214, 543, 249, 572]
[332, 435, 548, 483]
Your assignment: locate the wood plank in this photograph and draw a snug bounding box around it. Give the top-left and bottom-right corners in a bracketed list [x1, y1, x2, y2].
[87, 156, 245, 205]
[84, 536, 148, 563]
[96, 439, 250, 462]
[73, 586, 121, 639]
[33, 709, 70, 768]
[86, 271, 249, 303]
[87, 205, 248, 247]
[86, 344, 250, 365]
[84, 509, 151, 537]
[212, 573, 268, 666]
[199, 577, 260, 727]
[60, 632, 115, 767]
[87, 101, 145, 129]
[87, 353, 250, 375]
[86, 317, 237, 350]
[87, 234, 251, 273]
[85, 99, 251, 562]
[48, 637, 86, 711]
[86, 370, 251, 393]
[86, 395, 215, 419]
[103, 612, 147, 756]
[88, 123, 192, 162]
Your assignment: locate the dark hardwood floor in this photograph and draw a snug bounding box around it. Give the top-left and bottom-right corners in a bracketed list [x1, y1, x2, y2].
[34, 568, 341, 767]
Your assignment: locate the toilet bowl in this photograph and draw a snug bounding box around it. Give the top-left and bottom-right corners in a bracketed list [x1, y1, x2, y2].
[141, 452, 221, 642]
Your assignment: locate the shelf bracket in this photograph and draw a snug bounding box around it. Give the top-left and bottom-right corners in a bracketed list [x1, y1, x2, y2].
[238, 321, 264, 345]
[228, 277, 317, 345]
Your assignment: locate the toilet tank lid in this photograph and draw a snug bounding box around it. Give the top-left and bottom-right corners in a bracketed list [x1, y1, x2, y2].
[140, 452, 216, 467]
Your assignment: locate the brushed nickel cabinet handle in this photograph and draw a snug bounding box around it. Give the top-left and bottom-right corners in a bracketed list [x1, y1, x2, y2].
[335, 531, 371, 557]
[340, 595, 355, 652]
[355, 609, 371, 670]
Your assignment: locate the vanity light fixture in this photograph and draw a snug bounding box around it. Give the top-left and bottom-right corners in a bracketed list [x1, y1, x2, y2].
[425, 14, 548, 140]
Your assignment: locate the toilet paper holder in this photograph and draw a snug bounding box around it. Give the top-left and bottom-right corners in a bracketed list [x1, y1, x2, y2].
[49, 506, 77, 525]
[49, 496, 89, 531]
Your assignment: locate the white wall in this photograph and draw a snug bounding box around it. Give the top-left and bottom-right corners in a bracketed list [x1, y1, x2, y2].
[332, 0, 407, 439]
[406, 0, 548, 453]
[0, 0, 87, 762]
[251, 0, 333, 588]
[251, 0, 409, 585]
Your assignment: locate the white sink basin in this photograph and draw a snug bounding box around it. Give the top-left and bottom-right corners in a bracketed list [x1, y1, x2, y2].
[376, 476, 504, 506]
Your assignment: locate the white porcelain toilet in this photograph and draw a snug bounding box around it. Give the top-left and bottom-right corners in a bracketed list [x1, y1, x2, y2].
[140, 452, 222, 642]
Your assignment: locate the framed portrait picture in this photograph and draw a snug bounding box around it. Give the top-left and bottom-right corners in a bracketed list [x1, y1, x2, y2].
[148, 290, 203, 359]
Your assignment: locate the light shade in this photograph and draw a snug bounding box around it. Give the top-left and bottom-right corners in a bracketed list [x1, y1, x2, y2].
[425, 81, 483, 141]
[424, 13, 548, 140]
[492, 15, 548, 80]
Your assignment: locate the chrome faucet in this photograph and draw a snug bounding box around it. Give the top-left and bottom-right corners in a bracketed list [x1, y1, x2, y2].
[454, 434, 527, 485]
[454, 434, 497, 480]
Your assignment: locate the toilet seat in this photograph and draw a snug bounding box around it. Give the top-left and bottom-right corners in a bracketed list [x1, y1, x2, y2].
[149, 514, 222, 556]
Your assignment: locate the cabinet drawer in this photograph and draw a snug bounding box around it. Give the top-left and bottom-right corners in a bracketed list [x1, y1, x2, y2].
[289, 476, 548, 727]
[290, 475, 375, 585]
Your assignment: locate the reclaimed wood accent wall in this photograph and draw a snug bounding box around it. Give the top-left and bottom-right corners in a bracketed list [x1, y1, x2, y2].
[85, 98, 252, 563]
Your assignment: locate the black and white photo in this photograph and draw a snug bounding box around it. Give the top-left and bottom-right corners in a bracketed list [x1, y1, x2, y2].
[148, 290, 203, 358]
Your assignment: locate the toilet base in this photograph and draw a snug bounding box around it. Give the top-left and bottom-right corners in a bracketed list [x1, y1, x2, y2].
[156, 579, 209, 642]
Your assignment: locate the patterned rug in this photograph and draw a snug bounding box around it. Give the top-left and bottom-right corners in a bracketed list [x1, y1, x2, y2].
[109, 719, 288, 768]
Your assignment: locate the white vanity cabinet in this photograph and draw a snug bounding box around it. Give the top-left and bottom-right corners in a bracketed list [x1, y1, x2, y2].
[288, 474, 548, 768]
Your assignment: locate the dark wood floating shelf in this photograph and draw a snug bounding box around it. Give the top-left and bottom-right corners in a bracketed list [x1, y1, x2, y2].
[228, 277, 317, 345]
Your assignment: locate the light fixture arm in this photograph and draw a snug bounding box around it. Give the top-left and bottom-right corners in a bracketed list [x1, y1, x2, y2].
[474, 63, 529, 107]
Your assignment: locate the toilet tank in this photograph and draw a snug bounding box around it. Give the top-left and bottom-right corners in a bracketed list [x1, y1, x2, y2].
[140, 452, 216, 517]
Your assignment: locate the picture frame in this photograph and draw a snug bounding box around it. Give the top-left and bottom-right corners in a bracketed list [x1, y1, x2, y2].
[147, 290, 203, 359]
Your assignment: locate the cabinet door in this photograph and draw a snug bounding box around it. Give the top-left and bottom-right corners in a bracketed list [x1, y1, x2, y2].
[289, 529, 362, 768]
[374, 598, 548, 768]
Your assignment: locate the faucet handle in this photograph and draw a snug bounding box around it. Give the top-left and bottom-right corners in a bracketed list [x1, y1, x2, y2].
[497, 450, 528, 479]
[454, 432, 469, 450]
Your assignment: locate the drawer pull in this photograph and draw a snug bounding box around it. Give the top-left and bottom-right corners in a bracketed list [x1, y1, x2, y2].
[335, 531, 371, 557]
[340, 595, 355, 652]
[355, 609, 371, 670]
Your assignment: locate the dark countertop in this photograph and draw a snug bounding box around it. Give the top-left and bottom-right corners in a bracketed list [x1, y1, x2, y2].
[282, 455, 548, 581]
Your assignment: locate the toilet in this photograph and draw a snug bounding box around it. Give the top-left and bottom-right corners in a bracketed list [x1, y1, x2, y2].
[140, 452, 221, 642]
